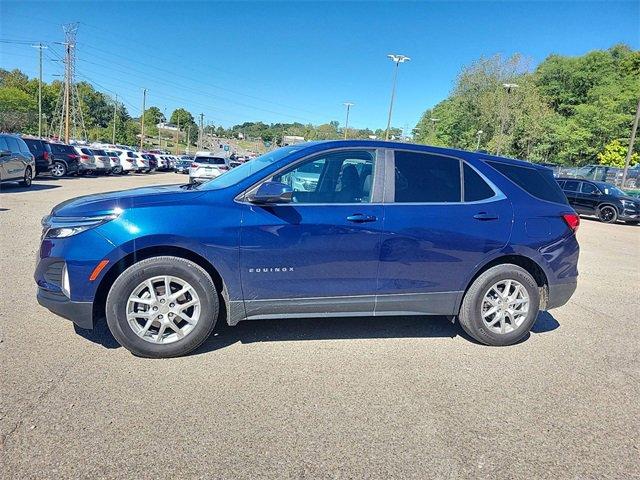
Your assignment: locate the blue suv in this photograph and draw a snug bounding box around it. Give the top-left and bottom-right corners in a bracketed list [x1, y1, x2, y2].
[35, 141, 580, 357]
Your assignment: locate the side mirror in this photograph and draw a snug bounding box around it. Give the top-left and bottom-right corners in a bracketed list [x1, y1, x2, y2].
[247, 181, 293, 204]
[0, 149, 11, 158]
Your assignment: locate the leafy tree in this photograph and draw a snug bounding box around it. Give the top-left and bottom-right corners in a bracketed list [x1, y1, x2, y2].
[597, 139, 638, 168]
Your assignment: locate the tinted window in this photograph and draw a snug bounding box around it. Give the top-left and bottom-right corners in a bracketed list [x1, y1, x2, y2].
[23, 139, 42, 153]
[581, 182, 598, 194]
[127, 151, 137, 158]
[6, 137, 21, 153]
[92, 149, 107, 156]
[463, 163, 495, 201]
[50, 143, 75, 155]
[273, 150, 375, 204]
[17, 139, 31, 155]
[563, 180, 580, 192]
[556, 180, 565, 188]
[394, 151, 461, 203]
[0, 137, 9, 151]
[81, 148, 93, 155]
[487, 161, 567, 204]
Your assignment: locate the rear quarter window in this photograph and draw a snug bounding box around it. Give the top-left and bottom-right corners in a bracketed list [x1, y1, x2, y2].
[487, 161, 567, 205]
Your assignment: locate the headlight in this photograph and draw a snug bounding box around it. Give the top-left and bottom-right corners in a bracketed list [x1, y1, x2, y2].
[42, 212, 120, 239]
[621, 200, 636, 209]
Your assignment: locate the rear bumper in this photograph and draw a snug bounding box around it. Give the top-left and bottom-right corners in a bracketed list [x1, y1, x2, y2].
[37, 288, 94, 329]
[546, 279, 577, 310]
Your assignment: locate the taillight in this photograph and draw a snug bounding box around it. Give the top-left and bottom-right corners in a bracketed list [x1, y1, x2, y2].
[80, 154, 90, 162]
[67, 154, 78, 160]
[562, 213, 580, 232]
[43, 151, 49, 161]
[191, 163, 198, 168]
[219, 165, 229, 170]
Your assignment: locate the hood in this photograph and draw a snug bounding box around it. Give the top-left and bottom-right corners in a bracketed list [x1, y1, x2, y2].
[51, 183, 205, 217]
[619, 194, 640, 203]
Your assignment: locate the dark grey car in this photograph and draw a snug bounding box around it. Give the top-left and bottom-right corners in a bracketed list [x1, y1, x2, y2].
[0, 134, 36, 187]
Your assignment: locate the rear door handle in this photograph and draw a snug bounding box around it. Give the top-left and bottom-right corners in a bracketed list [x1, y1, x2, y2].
[347, 213, 377, 223]
[473, 212, 499, 221]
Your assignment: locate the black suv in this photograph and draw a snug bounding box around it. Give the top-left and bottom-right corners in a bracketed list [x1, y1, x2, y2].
[48, 142, 80, 177]
[557, 177, 640, 224]
[22, 137, 52, 176]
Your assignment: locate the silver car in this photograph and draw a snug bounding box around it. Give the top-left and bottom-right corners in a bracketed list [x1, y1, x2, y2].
[0, 134, 36, 187]
[189, 153, 230, 183]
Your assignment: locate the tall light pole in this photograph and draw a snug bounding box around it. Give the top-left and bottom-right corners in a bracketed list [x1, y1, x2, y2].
[496, 83, 518, 155]
[621, 97, 640, 188]
[32, 43, 47, 138]
[140, 88, 147, 150]
[112, 95, 117, 145]
[385, 54, 410, 140]
[475, 130, 483, 150]
[429, 117, 439, 141]
[343, 102, 354, 139]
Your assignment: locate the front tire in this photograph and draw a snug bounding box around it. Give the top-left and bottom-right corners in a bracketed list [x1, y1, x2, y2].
[106, 256, 219, 358]
[597, 205, 618, 223]
[458, 264, 540, 346]
[20, 166, 32, 187]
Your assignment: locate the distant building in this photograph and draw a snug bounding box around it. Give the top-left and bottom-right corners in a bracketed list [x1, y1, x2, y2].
[157, 122, 179, 131]
[282, 135, 305, 146]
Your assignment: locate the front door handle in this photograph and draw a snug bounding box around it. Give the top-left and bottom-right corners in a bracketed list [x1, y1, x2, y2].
[347, 213, 377, 223]
[473, 212, 499, 221]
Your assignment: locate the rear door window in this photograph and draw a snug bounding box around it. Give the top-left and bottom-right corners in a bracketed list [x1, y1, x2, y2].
[463, 163, 495, 201]
[487, 161, 567, 204]
[393, 151, 461, 202]
[563, 180, 580, 192]
[6, 137, 21, 154]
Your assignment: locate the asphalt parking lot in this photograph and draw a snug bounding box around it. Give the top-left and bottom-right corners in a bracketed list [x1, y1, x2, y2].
[1, 173, 639, 479]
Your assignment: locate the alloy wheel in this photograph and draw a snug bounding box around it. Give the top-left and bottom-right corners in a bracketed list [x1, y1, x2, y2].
[599, 206, 616, 223]
[126, 275, 201, 344]
[51, 162, 66, 177]
[481, 279, 530, 334]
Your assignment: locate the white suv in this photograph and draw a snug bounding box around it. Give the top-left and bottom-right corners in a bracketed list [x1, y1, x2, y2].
[189, 152, 229, 183]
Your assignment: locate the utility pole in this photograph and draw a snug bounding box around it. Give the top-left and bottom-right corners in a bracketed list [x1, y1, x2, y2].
[64, 41, 71, 143]
[186, 124, 191, 154]
[140, 88, 147, 150]
[343, 102, 354, 139]
[475, 130, 483, 151]
[198, 113, 204, 150]
[32, 43, 47, 138]
[175, 115, 180, 155]
[112, 95, 117, 145]
[385, 54, 410, 140]
[621, 97, 640, 188]
[496, 83, 519, 155]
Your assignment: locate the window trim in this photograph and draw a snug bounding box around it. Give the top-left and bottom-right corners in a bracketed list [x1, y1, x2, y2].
[383, 148, 504, 205]
[236, 147, 385, 206]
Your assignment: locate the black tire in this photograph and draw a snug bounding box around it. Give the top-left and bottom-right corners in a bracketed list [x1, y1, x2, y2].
[597, 205, 618, 223]
[20, 166, 32, 187]
[458, 264, 540, 346]
[106, 256, 219, 358]
[51, 161, 67, 178]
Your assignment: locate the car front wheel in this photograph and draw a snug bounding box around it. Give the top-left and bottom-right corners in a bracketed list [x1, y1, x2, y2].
[457, 264, 540, 346]
[597, 205, 618, 223]
[106, 256, 219, 358]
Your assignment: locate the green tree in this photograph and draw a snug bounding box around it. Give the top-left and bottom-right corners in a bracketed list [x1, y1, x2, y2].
[597, 139, 638, 168]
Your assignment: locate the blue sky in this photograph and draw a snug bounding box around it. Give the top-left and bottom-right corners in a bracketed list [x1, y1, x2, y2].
[1, 1, 638, 131]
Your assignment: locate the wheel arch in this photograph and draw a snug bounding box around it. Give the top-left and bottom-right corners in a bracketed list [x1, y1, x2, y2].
[459, 254, 549, 313]
[92, 245, 228, 326]
[596, 202, 619, 213]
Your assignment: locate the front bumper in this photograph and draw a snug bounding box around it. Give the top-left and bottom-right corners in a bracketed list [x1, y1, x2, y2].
[37, 288, 94, 329]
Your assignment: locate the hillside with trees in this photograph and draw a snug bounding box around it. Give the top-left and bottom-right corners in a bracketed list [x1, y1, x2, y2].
[414, 44, 640, 166]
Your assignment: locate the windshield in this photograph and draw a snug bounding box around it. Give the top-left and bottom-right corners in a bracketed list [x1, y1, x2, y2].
[601, 183, 625, 196]
[200, 145, 301, 190]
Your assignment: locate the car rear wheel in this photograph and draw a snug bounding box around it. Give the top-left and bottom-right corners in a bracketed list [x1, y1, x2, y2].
[597, 205, 618, 223]
[20, 167, 32, 187]
[106, 256, 219, 358]
[51, 161, 67, 177]
[458, 264, 540, 346]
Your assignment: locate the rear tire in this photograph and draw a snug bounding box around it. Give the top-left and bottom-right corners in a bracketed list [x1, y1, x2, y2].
[597, 205, 618, 223]
[458, 264, 540, 346]
[51, 161, 67, 178]
[106, 256, 219, 358]
[20, 167, 32, 187]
